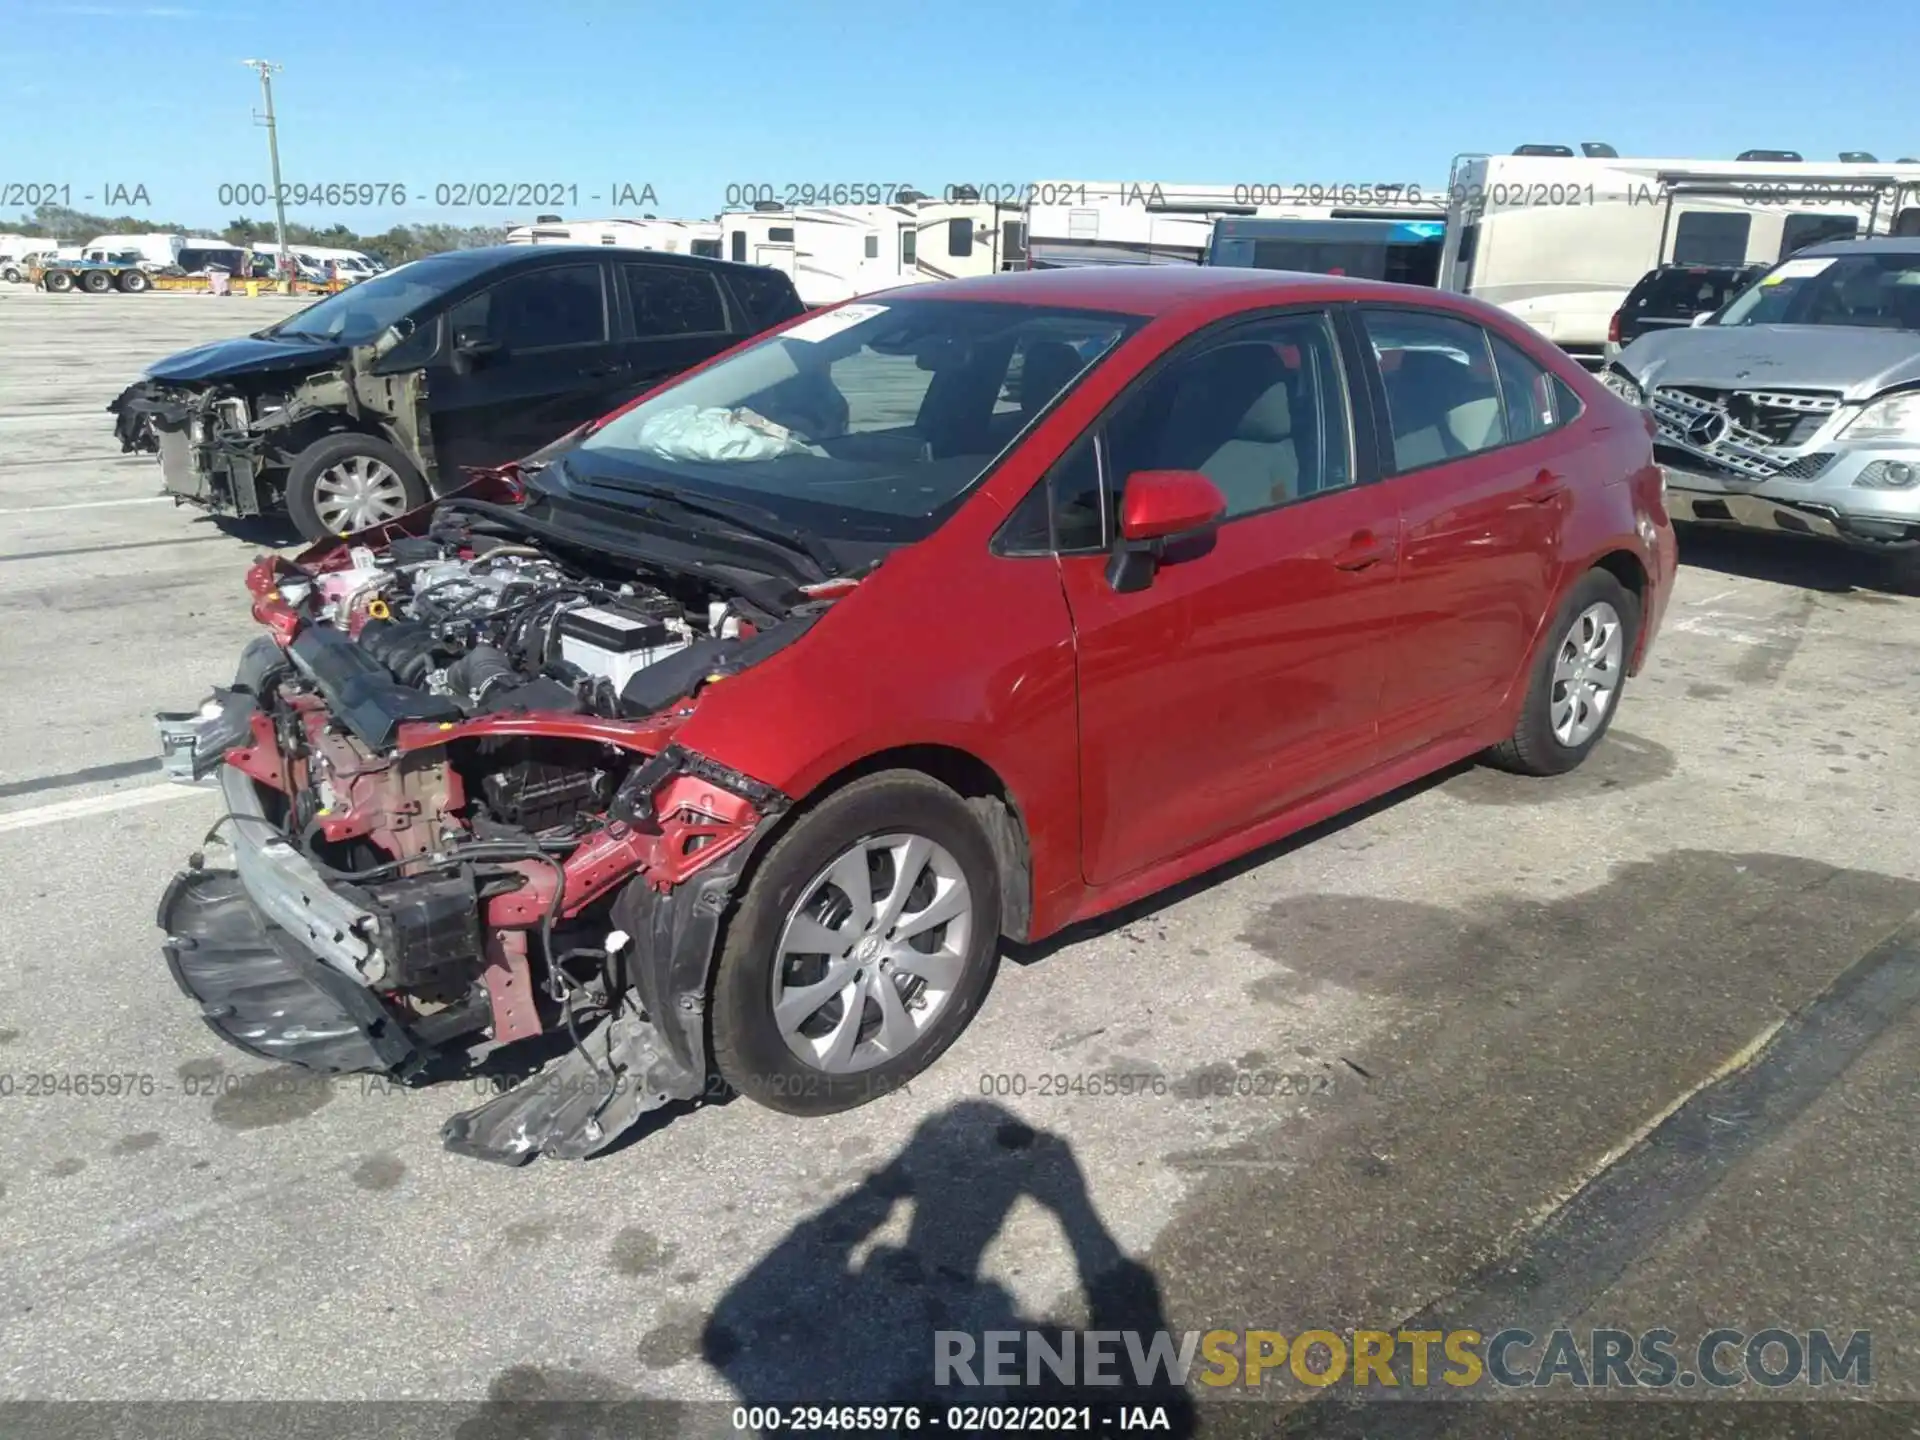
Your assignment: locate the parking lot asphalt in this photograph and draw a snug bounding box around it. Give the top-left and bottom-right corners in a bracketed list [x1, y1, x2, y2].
[0, 284, 1916, 1433]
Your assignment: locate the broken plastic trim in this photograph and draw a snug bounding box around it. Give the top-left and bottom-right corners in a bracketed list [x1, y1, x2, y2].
[442, 750, 787, 1163]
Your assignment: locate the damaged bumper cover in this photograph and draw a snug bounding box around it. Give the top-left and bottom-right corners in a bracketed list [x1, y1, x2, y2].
[155, 678, 788, 1162]
[111, 381, 271, 517]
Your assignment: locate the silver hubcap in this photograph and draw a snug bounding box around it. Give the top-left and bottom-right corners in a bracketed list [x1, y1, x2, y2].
[311, 455, 408, 532]
[1550, 600, 1624, 747]
[771, 832, 973, 1074]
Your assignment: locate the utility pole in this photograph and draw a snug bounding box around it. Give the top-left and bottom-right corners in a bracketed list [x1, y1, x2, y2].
[242, 59, 290, 287]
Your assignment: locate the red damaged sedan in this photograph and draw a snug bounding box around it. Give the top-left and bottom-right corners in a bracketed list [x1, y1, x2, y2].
[155, 267, 1676, 1163]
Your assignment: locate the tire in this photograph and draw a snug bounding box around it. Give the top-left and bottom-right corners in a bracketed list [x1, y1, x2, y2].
[1, 267, 19, 284]
[44, 270, 73, 293]
[711, 770, 1003, 1117]
[1484, 568, 1641, 777]
[283, 432, 429, 541]
[118, 268, 151, 293]
[80, 268, 113, 293]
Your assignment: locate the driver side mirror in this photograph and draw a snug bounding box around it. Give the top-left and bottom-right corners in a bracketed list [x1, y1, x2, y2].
[1107, 469, 1226, 593]
[451, 325, 503, 375]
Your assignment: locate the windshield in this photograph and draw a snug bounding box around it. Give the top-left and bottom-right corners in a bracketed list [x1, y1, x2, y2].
[262, 248, 501, 343]
[1715, 251, 1920, 330]
[562, 297, 1140, 543]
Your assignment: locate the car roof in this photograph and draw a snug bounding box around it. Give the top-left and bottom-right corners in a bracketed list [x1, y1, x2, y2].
[879, 264, 1521, 328]
[422, 243, 785, 280]
[1793, 237, 1920, 259]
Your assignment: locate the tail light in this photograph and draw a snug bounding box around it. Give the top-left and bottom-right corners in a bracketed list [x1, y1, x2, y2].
[1607, 310, 1622, 345]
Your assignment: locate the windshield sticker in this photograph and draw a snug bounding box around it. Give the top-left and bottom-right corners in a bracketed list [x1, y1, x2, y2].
[1763, 256, 1835, 286]
[780, 303, 889, 343]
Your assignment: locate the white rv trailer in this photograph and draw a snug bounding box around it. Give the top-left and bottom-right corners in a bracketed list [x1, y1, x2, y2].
[1022, 181, 1447, 268]
[504, 217, 724, 258]
[1437, 151, 1920, 363]
[911, 199, 1027, 279]
[719, 205, 925, 306]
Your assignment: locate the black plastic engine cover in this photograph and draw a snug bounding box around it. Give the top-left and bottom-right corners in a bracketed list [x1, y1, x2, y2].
[288, 624, 461, 749]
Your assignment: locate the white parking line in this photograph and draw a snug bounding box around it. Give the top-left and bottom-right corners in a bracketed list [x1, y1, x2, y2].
[0, 782, 203, 834]
[0, 495, 169, 515]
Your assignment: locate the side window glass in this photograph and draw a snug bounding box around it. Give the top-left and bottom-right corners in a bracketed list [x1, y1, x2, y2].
[1361, 310, 1506, 470]
[624, 264, 727, 336]
[449, 264, 605, 352]
[1489, 332, 1556, 442]
[1104, 313, 1353, 520]
[1051, 437, 1104, 551]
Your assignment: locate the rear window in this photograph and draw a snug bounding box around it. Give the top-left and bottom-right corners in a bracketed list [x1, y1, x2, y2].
[1672, 212, 1752, 265]
[724, 267, 803, 332]
[1626, 268, 1753, 318]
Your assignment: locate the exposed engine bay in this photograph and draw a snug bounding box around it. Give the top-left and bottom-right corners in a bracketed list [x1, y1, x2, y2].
[156, 496, 827, 1164]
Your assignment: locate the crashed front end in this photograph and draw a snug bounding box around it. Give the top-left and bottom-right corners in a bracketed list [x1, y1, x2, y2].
[110, 382, 279, 517]
[153, 501, 819, 1163]
[107, 345, 432, 520]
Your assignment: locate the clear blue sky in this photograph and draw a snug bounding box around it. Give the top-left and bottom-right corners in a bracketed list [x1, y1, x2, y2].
[6, 0, 1919, 232]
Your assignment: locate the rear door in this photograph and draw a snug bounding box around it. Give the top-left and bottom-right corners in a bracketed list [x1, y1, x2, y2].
[1352, 308, 1566, 754]
[427, 259, 623, 473]
[613, 260, 741, 399]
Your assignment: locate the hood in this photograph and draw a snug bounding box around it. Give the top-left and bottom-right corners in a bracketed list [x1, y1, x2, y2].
[1617, 324, 1920, 402]
[145, 334, 349, 385]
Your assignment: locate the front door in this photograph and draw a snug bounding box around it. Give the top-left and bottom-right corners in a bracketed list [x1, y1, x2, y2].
[1058, 310, 1401, 886]
[428, 260, 625, 475]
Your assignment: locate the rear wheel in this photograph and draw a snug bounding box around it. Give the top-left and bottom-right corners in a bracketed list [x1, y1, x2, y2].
[80, 268, 113, 293]
[711, 771, 1002, 1116]
[117, 268, 151, 293]
[284, 432, 429, 540]
[1485, 568, 1639, 776]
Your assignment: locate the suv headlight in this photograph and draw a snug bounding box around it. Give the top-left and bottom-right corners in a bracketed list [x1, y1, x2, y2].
[1843, 391, 1920, 443]
[1600, 367, 1644, 407]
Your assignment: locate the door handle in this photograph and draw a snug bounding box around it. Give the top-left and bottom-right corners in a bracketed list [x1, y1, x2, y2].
[1524, 468, 1566, 504]
[1333, 530, 1395, 571]
[579, 361, 633, 379]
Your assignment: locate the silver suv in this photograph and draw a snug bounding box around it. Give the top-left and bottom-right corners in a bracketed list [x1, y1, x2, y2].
[1600, 238, 1920, 563]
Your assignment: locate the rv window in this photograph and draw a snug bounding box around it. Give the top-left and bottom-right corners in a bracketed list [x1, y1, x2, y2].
[948, 217, 973, 258]
[1002, 220, 1028, 265]
[1488, 333, 1556, 442]
[865, 235, 879, 260]
[730, 231, 747, 263]
[1453, 222, 1479, 289]
[1671, 211, 1752, 266]
[691, 238, 721, 259]
[1360, 310, 1507, 471]
[624, 264, 728, 337]
[448, 263, 607, 351]
[768, 227, 795, 244]
[901, 226, 917, 266]
[1779, 213, 1860, 259]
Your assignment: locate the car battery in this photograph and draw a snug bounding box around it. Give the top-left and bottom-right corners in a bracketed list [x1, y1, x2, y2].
[556, 601, 692, 690]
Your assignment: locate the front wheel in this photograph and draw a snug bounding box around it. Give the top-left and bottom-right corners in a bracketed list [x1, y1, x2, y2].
[711, 771, 1003, 1116]
[283, 432, 429, 540]
[1484, 568, 1640, 776]
[44, 270, 73, 293]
